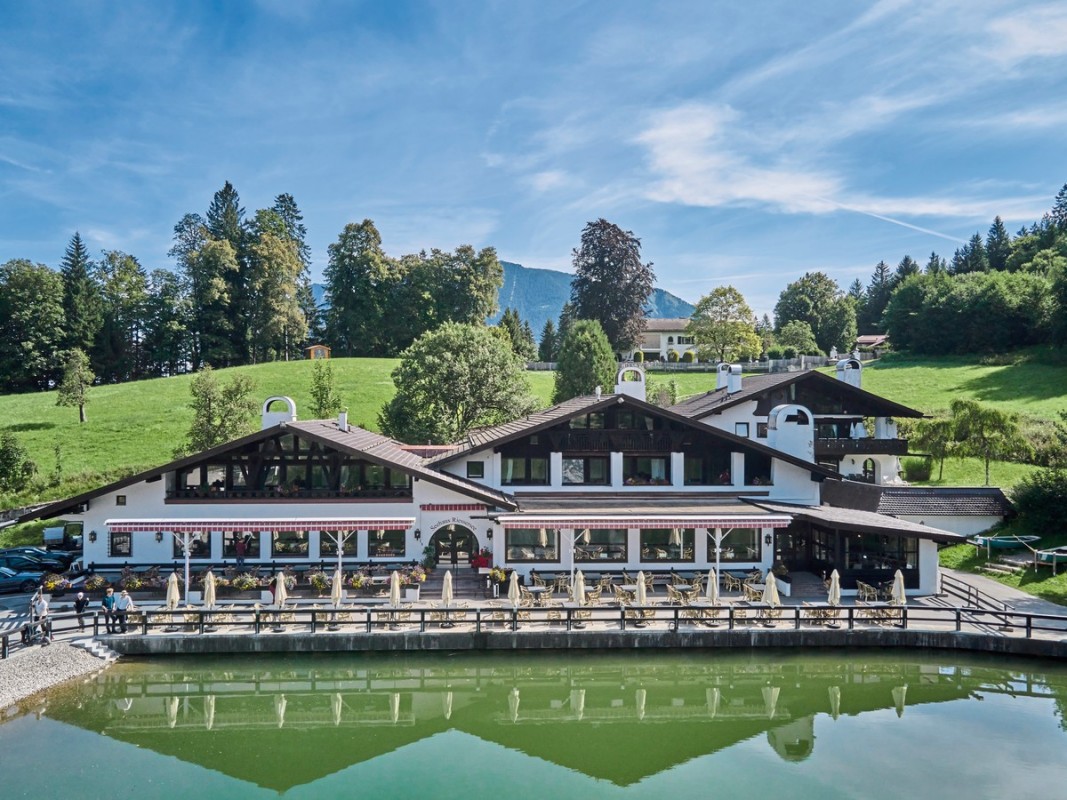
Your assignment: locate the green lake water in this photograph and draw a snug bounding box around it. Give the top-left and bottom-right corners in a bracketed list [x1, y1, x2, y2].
[3, 649, 1067, 799]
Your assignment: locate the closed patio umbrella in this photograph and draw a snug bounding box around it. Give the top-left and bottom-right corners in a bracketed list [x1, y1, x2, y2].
[828, 686, 841, 720]
[706, 569, 719, 605]
[538, 528, 548, 548]
[636, 571, 648, 606]
[571, 688, 585, 722]
[331, 568, 344, 608]
[706, 687, 721, 719]
[763, 685, 780, 720]
[442, 570, 454, 608]
[332, 692, 343, 727]
[507, 571, 521, 609]
[273, 572, 289, 607]
[204, 694, 215, 731]
[890, 570, 906, 606]
[202, 570, 217, 610]
[762, 573, 781, 607]
[275, 694, 287, 728]
[166, 572, 180, 610]
[573, 571, 586, 607]
[892, 684, 908, 718]
[635, 688, 646, 721]
[828, 570, 841, 606]
[508, 687, 520, 723]
[389, 570, 402, 608]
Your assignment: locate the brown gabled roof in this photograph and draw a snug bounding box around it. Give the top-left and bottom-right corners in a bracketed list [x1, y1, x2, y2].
[748, 499, 965, 543]
[430, 392, 840, 480]
[20, 419, 515, 523]
[669, 368, 923, 420]
[641, 318, 691, 333]
[820, 479, 1011, 517]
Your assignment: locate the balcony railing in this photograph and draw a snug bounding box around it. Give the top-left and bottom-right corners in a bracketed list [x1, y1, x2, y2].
[814, 438, 908, 457]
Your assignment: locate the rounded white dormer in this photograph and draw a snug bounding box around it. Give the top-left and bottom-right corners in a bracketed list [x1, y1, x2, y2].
[614, 366, 646, 400]
[261, 396, 297, 429]
[767, 403, 814, 460]
[835, 358, 862, 389]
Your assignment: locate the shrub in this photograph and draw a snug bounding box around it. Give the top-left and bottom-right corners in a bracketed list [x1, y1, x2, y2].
[901, 457, 932, 482]
[766, 347, 784, 360]
[681, 351, 695, 363]
[782, 346, 798, 359]
[633, 350, 644, 363]
[1013, 468, 1066, 533]
[667, 349, 679, 362]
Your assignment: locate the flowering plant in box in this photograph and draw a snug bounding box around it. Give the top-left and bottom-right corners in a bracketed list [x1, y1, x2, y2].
[402, 565, 427, 585]
[41, 573, 72, 592]
[85, 574, 108, 591]
[231, 573, 258, 591]
[349, 572, 368, 590]
[308, 571, 330, 593]
[488, 567, 507, 584]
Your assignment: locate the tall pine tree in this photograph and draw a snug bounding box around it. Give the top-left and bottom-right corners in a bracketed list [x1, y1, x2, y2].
[59, 232, 103, 354]
[986, 216, 1011, 271]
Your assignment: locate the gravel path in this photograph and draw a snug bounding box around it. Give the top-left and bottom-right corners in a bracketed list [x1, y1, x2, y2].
[0, 643, 111, 710]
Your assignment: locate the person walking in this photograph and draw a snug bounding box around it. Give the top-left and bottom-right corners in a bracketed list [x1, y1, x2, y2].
[101, 587, 118, 633]
[115, 589, 135, 634]
[73, 591, 89, 631]
[32, 590, 50, 645]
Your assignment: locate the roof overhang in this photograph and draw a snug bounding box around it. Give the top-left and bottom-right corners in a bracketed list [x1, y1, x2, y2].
[105, 517, 416, 533]
[748, 501, 965, 543]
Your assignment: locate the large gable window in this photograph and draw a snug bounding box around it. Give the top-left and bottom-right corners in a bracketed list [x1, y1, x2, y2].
[501, 456, 549, 485]
[623, 456, 669, 486]
[563, 456, 609, 485]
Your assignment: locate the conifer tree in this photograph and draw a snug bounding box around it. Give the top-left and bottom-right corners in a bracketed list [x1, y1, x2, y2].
[59, 232, 103, 354]
[986, 216, 1011, 271]
[538, 319, 558, 362]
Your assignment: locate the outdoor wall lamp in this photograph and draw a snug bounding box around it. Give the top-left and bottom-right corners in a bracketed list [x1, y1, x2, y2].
[156, 531, 164, 543]
[764, 533, 773, 546]
[486, 528, 493, 540]
[88, 530, 97, 543]
[414, 528, 422, 541]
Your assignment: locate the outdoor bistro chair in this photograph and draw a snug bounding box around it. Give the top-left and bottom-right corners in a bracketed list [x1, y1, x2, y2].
[530, 573, 546, 587]
[723, 573, 743, 593]
[856, 581, 880, 602]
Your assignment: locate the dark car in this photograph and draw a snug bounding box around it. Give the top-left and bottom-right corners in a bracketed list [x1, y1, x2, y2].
[0, 566, 41, 593]
[0, 554, 54, 575]
[2, 546, 77, 567]
[0, 549, 73, 572]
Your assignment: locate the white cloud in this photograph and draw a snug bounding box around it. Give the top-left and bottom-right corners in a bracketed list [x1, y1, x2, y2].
[526, 170, 571, 193]
[987, 5, 1067, 64]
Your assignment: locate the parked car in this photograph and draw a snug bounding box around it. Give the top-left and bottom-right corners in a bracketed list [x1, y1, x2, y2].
[0, 566, 41, 594]
[0, 554, 54, 575]
[0, 549, 75, 572]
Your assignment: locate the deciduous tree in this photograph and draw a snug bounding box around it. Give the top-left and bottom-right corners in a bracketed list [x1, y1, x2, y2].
[56, 348, 94, 423]
[176, 366, 258, 456]
[687, 286, 761, 363]
[570, 219, 654, 350]
[950, 398, 1030, 486]
[0, 259, 65, 392]
[309, 359, 343, 419]
[774, 272, 856, 353]
[379, 323, 536, 444]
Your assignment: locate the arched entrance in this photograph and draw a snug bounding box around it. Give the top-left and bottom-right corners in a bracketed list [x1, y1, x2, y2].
[429, 524, 478, 568]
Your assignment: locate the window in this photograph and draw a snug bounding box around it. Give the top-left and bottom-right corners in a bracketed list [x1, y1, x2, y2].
[568, 413, 605, 430]
[562, 456, 609, 485]
[109, 531, 132, 558]
[174, 531, 212, 559]
[320, 531, 358, 556]
[735, 423, 750, 438]
[743, 452, 773, 486]
[706, 528, 761, 562]
[574, 529, 627, 562]
[505, 528, 560, 562]
[222, 532, 261, 559]
[466, 461, 485, 479]
[677, 335, 695, 345]
[271, 530, 310, 558]
[623, 456, 669, 485]
[115, 495, 126, 506]
[757, 422, 768, 439]
[683, 449, 732, 485]
[640, 528, 695, 562]
[369, 530, 405, 558]
[501, 456, 549, 485]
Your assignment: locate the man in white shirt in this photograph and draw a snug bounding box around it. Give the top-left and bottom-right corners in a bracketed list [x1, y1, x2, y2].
[115, 589, 135, 633]
[31, 591, 50, 645]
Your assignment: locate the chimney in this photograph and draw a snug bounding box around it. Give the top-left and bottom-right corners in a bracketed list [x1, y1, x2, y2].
[338, 409, 348, 432]
[726, 364, 742, 394]
[613, 367, 646, 400]
[261, 396, 297, 429]
[835, 358, 862, 389]
[716, 362, 731, 390]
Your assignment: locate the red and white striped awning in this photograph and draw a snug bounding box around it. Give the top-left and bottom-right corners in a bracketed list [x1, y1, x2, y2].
[496, 515, 792, 530]
[104, 517, 416, 533]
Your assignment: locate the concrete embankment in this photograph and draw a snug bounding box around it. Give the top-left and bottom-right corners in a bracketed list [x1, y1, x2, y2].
[103, 628, 1067, 660]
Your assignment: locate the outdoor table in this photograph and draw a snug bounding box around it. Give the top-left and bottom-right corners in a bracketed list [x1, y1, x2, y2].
[743, 582, 766, 602]
[803, 601, 840, 628]
[689, 601, 722, 627]
[527, 586, 549, 606]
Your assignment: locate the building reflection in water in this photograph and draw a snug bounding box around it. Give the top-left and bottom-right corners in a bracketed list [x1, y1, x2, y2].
[30, 653, 1067, 791]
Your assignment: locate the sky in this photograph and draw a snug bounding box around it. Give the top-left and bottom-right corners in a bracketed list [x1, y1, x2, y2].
[2, 0, 1066, 315]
